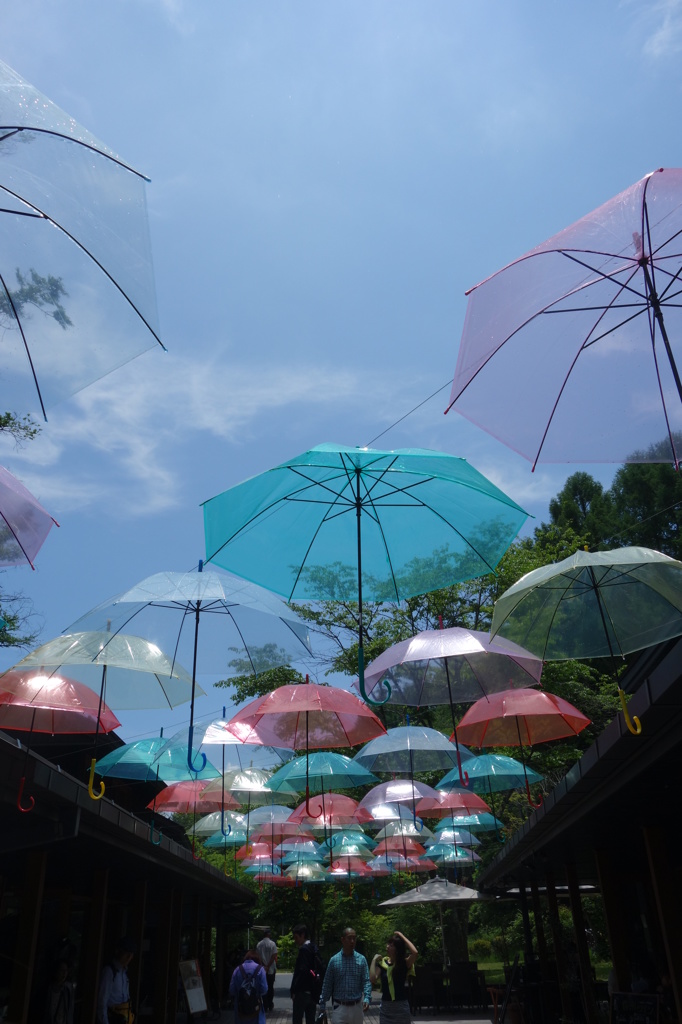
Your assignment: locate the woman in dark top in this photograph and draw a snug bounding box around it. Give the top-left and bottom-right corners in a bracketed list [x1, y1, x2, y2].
[370, 931, 417, 1024]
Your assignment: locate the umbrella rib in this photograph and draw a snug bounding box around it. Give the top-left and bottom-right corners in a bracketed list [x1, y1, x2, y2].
[0, 269, 48, 420]
[531, 262, 641, 468]
[0, 124, 151, 181]
[0, 180, 164, 349]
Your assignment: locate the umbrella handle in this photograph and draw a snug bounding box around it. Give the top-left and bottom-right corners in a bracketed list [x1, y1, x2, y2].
[412, 811, 424, 833]
[187, 742, 208, 775]
[456, 752, 469, 788]
[149, 821, 162, 846]
[88, 759, 105, 801]
[525, 777, 543, 809]
[220, 812, 232, 838]
[17, 776, 35, 813]
[192, 837, 202, 861]
[305, 786, 323, 818]
[358, 650, 391, 707]
[619, 688, 642, 735]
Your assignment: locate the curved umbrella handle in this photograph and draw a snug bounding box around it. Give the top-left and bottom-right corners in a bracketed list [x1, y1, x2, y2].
[187, 725, 208, 774]
[412, 811, 424, 833]
[220, 811, 232, 838]
[88, 758, 105, 801]
[619, 688, 642, 735]
[357, 650, 391, 707]
[305, 787, 324, 819]
[17, 776, 35, 813]
[525, 777, 543, 810]
[192, 837, 202, 861]
[149, 821, 162, 846]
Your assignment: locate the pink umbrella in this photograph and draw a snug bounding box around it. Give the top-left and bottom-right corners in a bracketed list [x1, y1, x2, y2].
[289, 792, 374, 828]
[0, 670, 119, 734]
[415, 790, 491, 820]
[147, 779, 239, 814]
[0, 465, 59, 569]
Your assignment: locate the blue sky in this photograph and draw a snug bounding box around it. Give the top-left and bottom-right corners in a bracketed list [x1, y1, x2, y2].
[2, 0, 682, 743]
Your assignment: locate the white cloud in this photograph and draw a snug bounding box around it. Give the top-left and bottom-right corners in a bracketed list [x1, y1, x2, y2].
[634, 0, 682, 57]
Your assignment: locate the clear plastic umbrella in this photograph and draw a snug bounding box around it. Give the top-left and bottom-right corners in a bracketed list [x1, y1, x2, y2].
[0, 465, 58, 568]
[0, 58, 163, 418]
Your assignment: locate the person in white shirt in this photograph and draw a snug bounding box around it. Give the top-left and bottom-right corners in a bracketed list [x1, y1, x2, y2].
[256, 929, 278, 1012]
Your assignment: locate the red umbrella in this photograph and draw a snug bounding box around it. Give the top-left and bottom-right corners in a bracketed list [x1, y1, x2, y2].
[0, 670, 120, 734]
[455, 688, 591, 807]
[455, 688, 590, 747]
[373, 837, 426, 857]
[146, 780, 240, 814]
[225, 680, 386, 814]
[0, 670, 120, 813]
[289, 792, 374, 828]
[415, 790, 491, 820]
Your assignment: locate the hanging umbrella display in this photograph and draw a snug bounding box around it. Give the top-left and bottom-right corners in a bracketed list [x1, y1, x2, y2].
[491, 546, 682, 734]
[192, 810, 246, 835]
[0, 465, 59, 569]
[7, 630, 197, 805]
[203, 443, 529, 706]
[268, 751, 378, 793]
[424, 845, 480, 866]
[456, 689, 590, 806]
[356, 779, 440, 811]
[374, 821, 435, 842]
[426, 827, 480, 848]
[445, 167, 682, 469]
[69, 566, 312, 773]
[362, 802, 429, 828]
[435, 812, 503, 833]
[284, 862, 328, 884]
[321, 829, 376, 852]
[224, 681, 386, 814]
[289, 793, 374, 829]
[0, 58, 164, 419]
[438, 752, 543, 834]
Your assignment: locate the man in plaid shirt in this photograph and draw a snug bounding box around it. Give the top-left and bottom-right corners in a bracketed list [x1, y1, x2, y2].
[319, 928, 371, 1024]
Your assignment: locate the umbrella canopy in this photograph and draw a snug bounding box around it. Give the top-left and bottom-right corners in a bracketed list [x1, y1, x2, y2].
[438, 753, 544, 795]
[445, 167, 682, 469]
[426, 828, 479, 847]
[0, 465, 58, 569]
[353, 725, 473, 774]
[203, 442, 529, 703]
[425, 845, 480, 865]
[0, 58, 163, 419]
[415, 790, 491, 819]
[374, 821, 435, 841]
[94, 736, 219, 783]
[69, 566, 312, 773]
[356, 780, 440, 812]
[435, 812, 503, 833]
[204, 828, 248, 849]
[0, 670, 119, 734]
[362, 803, 427, 828]
[9, 631, 197, 708]
[456, 689, 590, 747]
[192, 811, 246, 835]
[362, 626, 542, 706]
[147, 780, 238, 814]
[155, 713, 290, 772]
[374, 837, 426, 857]
[289, 793, 374, 828]
[202, 768, 286, 806]
[267, 751, 378, 793]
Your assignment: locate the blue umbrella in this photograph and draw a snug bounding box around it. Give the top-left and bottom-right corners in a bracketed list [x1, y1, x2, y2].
[203, 443, 529, 706]
[268, 751, 378, 794]
[95, 734, 220, 783]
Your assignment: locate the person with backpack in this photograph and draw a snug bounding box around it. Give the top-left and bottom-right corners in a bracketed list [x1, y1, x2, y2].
[290, 924, 323, 1024]
[229, 950, 268, 1024]
[97, 937, 135, 1024]
[318, 928, 371, 1024]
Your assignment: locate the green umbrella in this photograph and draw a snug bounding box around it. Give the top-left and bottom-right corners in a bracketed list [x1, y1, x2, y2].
[267, 751, 378, 794]
[203, 443, 528, 705]
[491, 545, 682, 734]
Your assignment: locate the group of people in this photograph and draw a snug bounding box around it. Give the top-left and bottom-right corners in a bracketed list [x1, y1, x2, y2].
[230, 924, 417, 1024]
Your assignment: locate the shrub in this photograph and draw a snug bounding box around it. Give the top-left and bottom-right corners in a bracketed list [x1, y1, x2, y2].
[469, 938, 492, 961]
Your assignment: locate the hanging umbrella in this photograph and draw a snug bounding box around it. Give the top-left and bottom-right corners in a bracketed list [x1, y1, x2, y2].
[268, 751, 378, 793]
[353, 724, 473, 774]
[69, 565, 312, 773]
[0, 669, 120, 814]
[0, 670, 119, 734]
[374, 837, 426, 857]
[147, 779, 238, 814]
[203, 443, 529, 706]
[491, 545, 682, 734]
[362, 802, 428, 828]
[6, 630, 197, 805]
[204, 827, 248, 847]
[425, 828, 479, 848]
[356, 779, 440, 811]
[438, 753, 544, 795]
[415, 790, 491, 819]
[424, 845, 480, 866]
[321, 829, 376, 852]
[289, 793, 374, 829]
[374, 821, 435, 842]
[455, 688, 589, 806]
[94, 734, 220, 784]
[192, 810, 246, 835]
[445, 167, 682, 469]
[284, 863, 328, 884]
[224, 680, 386, 815]
[0, 465, 58, 569]
[0, 58, 163, 419]
[201, 768, 285, 807]
[435, 812, 503, 833]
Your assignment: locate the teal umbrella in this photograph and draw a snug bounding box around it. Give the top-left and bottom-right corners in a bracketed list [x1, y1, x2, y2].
[491, 545, 682, 735]
[437, 752, 544, 833]
[203, 443, 529, 705]
[95, 734, 220, 783]
[267, 751, 378, 794]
